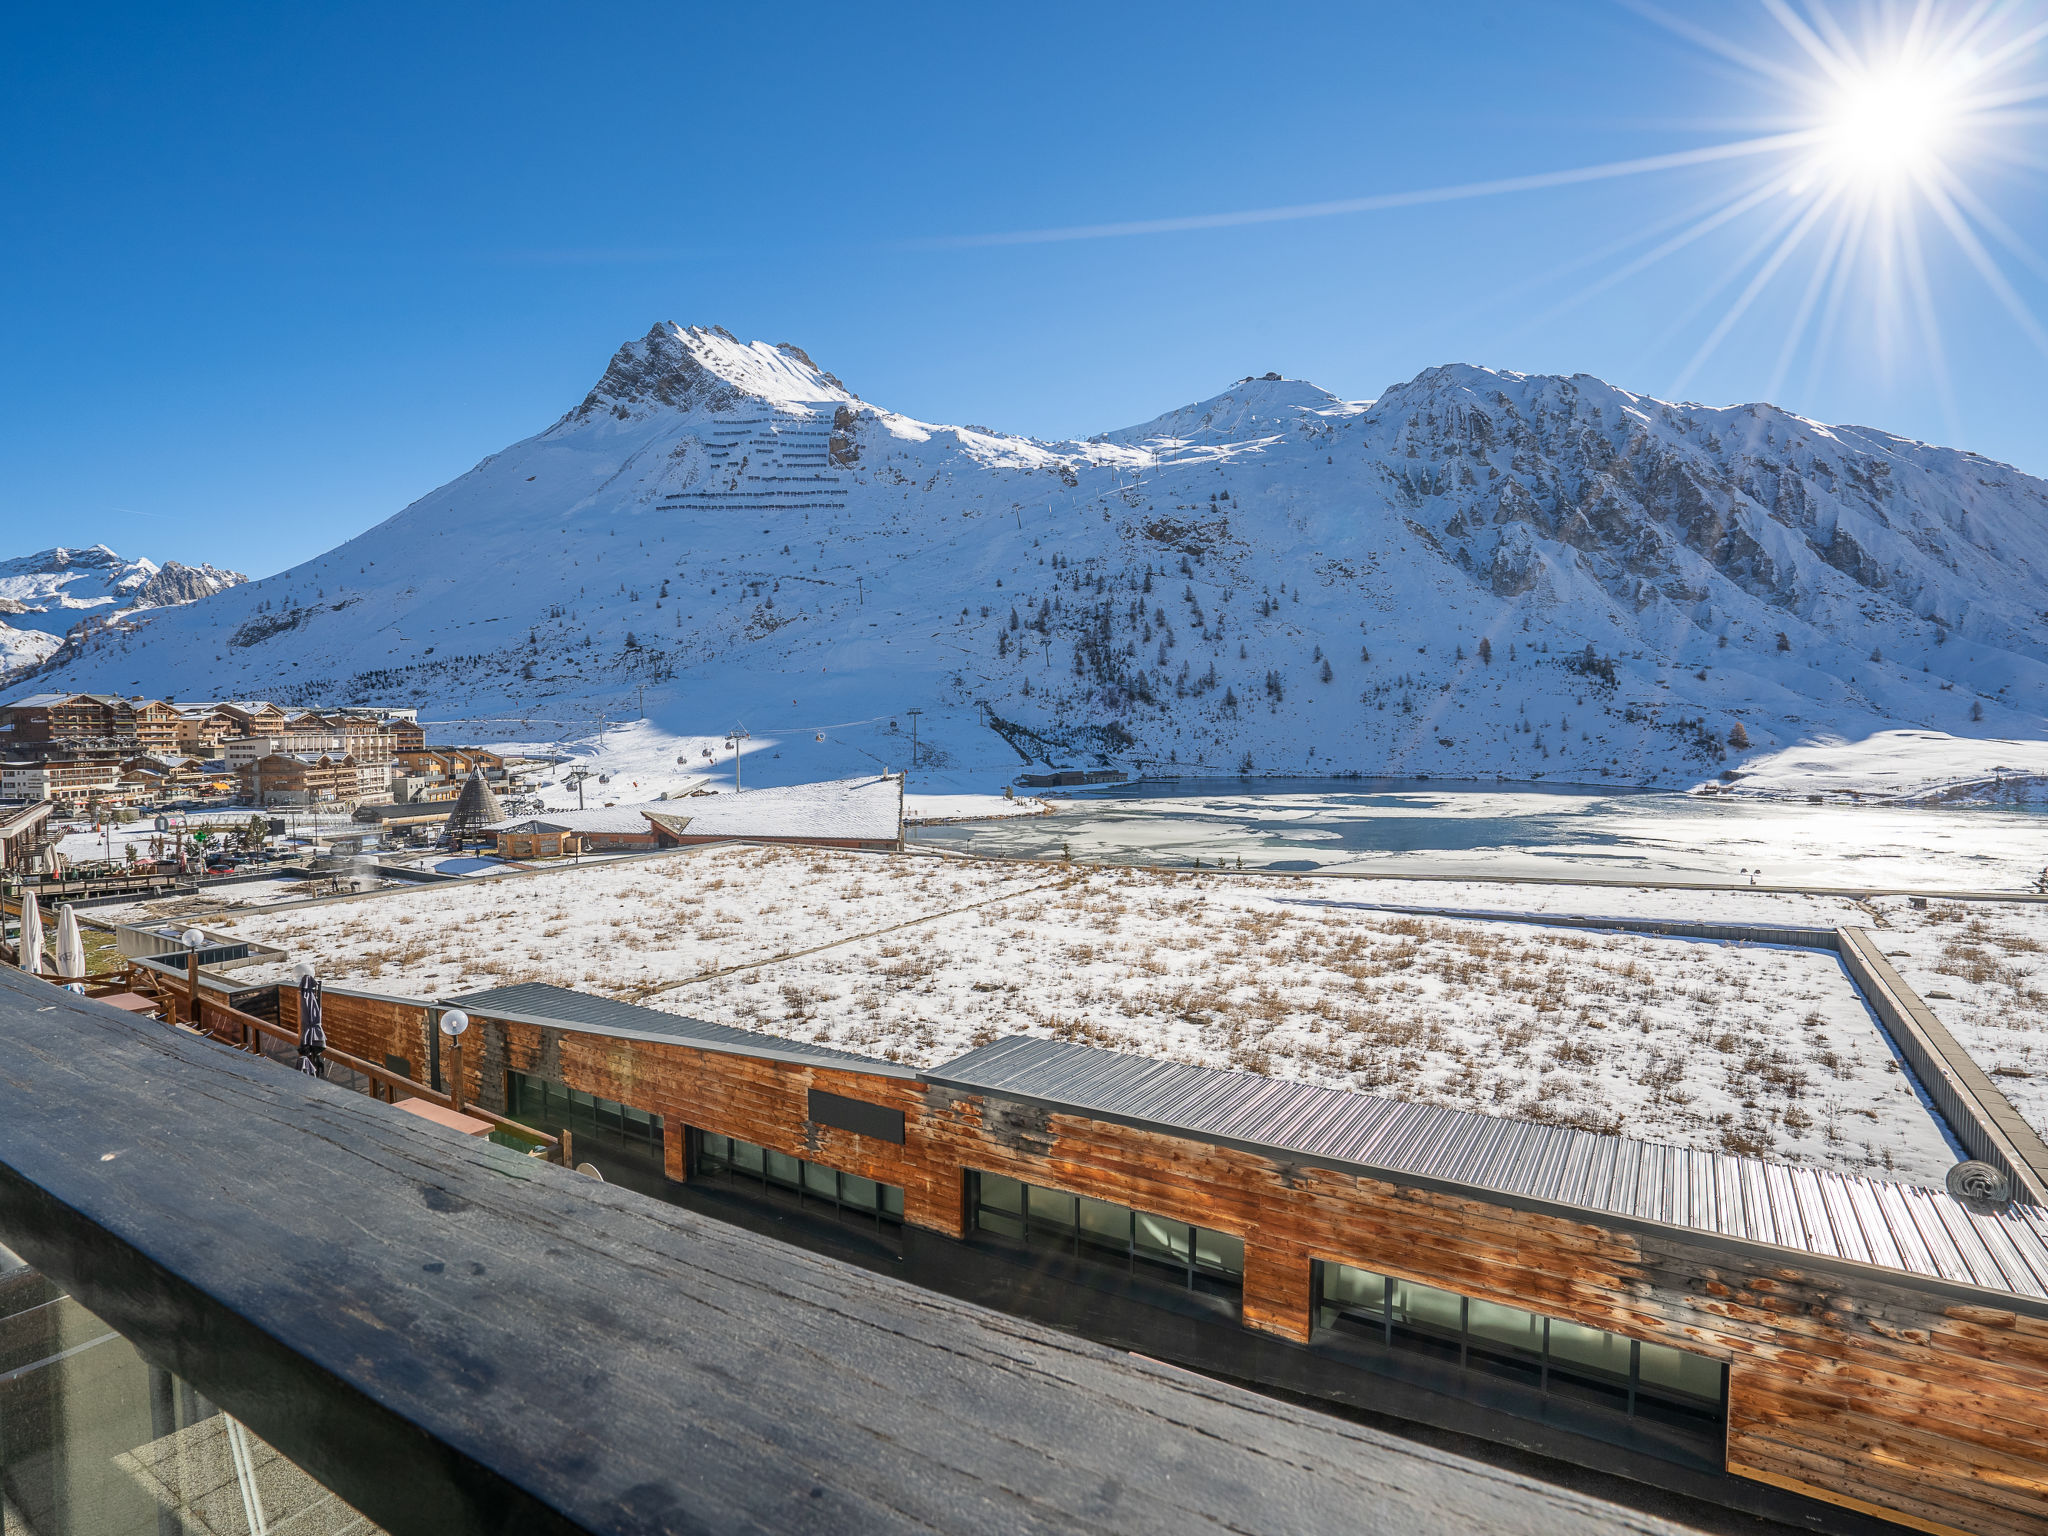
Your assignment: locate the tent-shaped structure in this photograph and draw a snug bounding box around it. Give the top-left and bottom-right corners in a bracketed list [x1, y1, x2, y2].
[444, 770, 503, 847]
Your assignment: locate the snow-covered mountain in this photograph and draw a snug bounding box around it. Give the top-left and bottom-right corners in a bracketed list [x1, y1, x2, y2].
[24, 324, 2048, 791]
[0, 545, 245, 679]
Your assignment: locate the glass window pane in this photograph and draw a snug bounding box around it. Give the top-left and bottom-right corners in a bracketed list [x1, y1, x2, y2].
[840, 1174, 880, 1212]
[1133, 1213, 1191, 1264]
[730, 1138, 765, 1175]
[1547, 1318, 1632, 1381]
[1467, 1298, 1543, 1357]
[698, 1133, 730, 1171]
[624, 1105, 650, 1128]
[882, 1184, 905, 1219]
[1028, 1185, 1078, 1233]
[1388, 1278, 1464, 1336]
[765, 1149, 802, 1188]
[1194, 1228, 1244, 1277]
[1077, 1196, 1131, 1250]
[978, 1173, 1024, 1215]
[804, 1161, 839, 1199]
[1638, 1340, 1722, 1403]
[1323, 1263, 1386, 1312]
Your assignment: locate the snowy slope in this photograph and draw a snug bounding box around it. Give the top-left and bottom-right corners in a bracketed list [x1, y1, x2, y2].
[26, 324, 2048, 793]
[1, 544, 245, 679]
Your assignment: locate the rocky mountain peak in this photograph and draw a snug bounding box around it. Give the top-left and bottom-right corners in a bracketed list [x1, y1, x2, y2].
[564, 322, 856, 427]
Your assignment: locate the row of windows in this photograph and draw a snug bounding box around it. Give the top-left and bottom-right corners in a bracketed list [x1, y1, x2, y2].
[506, 1072, 664, 1154]
[1315, 1261, 1726, 1432]
[969, 1171, 1245, 1299]
[693, 1131, 906, 1223]
[497, 1074, 1726, 1462]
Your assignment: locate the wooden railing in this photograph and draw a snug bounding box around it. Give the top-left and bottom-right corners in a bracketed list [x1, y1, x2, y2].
[185, 990, 567, 1163]
[13, 953, 572, 1167]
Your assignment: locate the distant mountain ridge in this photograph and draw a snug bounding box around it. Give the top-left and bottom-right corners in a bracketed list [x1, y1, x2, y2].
[23, 324, 2048, 789]
[1, 544, 245, 679]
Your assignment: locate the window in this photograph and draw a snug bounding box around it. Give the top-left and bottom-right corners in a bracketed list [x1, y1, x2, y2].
[505, 1072, 665, 1174]
[691, 1130, 905, 1223]
[967, 1171, 1244, 1301]
[1315, 1261, 1726, 1439]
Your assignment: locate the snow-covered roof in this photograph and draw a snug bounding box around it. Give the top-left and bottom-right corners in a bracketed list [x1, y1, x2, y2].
[489, 805, 664, 835]
[652, 774, 900, 842]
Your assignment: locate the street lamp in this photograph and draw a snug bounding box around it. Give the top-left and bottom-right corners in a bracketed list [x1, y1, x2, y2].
[440, 1008, 471, 1112]
[181, 927, 205, 1030]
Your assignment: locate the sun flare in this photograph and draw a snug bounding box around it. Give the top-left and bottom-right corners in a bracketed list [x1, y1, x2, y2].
[1819, 58, 1961, 187]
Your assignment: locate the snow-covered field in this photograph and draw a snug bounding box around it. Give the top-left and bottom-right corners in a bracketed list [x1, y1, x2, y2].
[212, 844, 1960, 1183]
[1717, 731, 2048, 803]
[1867, 895, 2048, 1144]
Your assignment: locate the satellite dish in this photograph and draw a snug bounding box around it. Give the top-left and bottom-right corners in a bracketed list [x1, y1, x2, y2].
[1946, 1160, 2012, 1208]
[575, 1162, 605, 1181]
[439, 1009, 470, 1038]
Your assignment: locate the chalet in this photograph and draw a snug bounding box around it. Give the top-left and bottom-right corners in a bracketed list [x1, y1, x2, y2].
[173, 705, 233, 755]
[130, 698, 184, 753]
[643, 773, 903, 852]
[0, 692, 139, 756]
[488, 806, 689, 857]
[237, 752, 362, 807]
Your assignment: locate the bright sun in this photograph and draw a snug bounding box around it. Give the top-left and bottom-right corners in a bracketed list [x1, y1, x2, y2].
[1819, 58, 1962, 188]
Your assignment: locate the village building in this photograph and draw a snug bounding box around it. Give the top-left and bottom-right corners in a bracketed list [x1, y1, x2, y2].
[487, 807, 691, 857]
[0, 692, 140, 756]
[129, 698, 184, 754]
[0, 756, 134, 808]
[265, 973, 2048, 1536]
[483, 776, 905, 859]
[0, 799, 53, 869]
[172, 705, 234, 755]
[236, 751, 363, 807]
[646, 773, 903, 852]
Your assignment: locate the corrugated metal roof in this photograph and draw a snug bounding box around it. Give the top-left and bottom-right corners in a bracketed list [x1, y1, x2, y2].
[445, 981, 901, 1072]
[925, 1036, 2048, 1302]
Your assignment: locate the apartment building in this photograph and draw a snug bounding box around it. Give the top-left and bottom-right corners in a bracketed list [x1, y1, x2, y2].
[0, 757, 136, 807]
[237, 752, 364, 807]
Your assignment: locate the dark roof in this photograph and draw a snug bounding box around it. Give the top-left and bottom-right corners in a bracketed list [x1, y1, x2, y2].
[925, 1036, 2048, 1302]
[444, 981, 902, 1073]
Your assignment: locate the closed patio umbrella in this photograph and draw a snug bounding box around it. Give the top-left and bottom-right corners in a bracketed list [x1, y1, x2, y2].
[17, 889, 42, 975]
[54, 904, 86, 982]
[295, 965, 327, 1078]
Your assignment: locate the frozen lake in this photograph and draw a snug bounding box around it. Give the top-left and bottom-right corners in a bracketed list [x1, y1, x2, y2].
[912, 777, 2048, 890]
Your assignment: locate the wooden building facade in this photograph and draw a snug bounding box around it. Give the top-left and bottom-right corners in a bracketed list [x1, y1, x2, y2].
[282, 980, 2048, 1536]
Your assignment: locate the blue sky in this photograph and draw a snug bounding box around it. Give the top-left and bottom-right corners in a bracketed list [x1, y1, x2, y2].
[4, 1, 2044, 578]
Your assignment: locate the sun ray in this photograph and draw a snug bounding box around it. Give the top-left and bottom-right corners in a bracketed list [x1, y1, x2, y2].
[1635, 189, 1817, 371]
[1931, 163, 2048, 283]
[1450, 166, 1785, 329]
[1897, 199, 1964, 442]
[1510, 170, 1797, 339]
[1910, 165, 2048, 356]
[1673, 185, 1842, 393]
[924, 132, 1818, 248]
[1767, 200, 1857, 400]
[1800, 198, 1874, 402]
